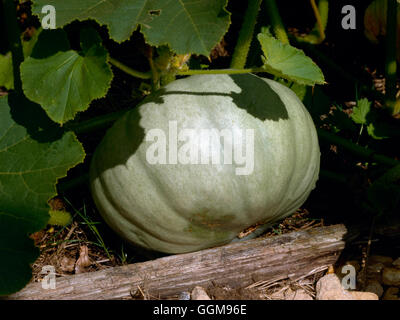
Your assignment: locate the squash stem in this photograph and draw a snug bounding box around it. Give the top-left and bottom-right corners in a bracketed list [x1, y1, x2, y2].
[64, 108, 129, 135]
[264, 0, 289, 44]
[177, 68, 267, 76]
[108, 57, 152, 80]
[385, 0, 398, 115]
[3, 0, 24, 93]
[109, 56, 269, 78]
[230, 0, 262, 68]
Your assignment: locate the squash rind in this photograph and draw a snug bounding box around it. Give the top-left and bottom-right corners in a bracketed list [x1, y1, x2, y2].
[90, 74, 320, 253]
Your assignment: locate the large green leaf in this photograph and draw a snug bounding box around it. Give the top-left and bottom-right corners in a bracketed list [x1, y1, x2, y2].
[0, 94, 85, 295]
[257, 33, 325, 86]
[31, 0, 230, 55]
[20, 28, 112, 124]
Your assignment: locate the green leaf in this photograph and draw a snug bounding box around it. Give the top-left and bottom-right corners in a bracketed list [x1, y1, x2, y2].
[351, 98, 371, 125]
[0, 29, 41, 90]
[0, 52, 13, 89]
[20, 28, 113, 124]
[0, 94, 85, 295]
[30, 29, 69, 59]
[31, 0, 231, 56]
[367, 122, 390, 140]
[257, 33, 325, 86]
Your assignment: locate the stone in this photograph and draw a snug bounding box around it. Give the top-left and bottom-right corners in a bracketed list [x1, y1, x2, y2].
[365, 262, 384, 282]
[350, 291, 379, 300]
[178, 292, 191, 300]
[382, 267, 400, 286]
[191, 286, 211, 300]
[367, 262, 384, 274]
[316, 274, 355, 300]
[369, 255, 393, 267]
[365, 280, 384, 298]
[383, 287, 400, 300]
[392, 257, 400, 268]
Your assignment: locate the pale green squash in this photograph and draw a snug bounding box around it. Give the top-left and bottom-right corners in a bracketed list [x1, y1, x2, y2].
[90, 74, 320, 253]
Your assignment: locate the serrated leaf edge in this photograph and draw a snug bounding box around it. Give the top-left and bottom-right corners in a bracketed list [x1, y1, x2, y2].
[20, 50, 113, 125]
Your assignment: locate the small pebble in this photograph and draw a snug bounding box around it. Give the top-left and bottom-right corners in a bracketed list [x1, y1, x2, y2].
[178, 291, 191, 300]
[382, 267, 400, 286]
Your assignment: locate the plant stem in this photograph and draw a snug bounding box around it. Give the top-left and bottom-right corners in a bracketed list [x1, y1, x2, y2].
[177, 68, 267, 76]
[230, 0, 262, 68]
[310, 0, 326, 42]
[3, 0, 24, 93]
[109, 57, 152, 80]
[385, 0, 398, 115]
[110, 57, 273, 79]
[317, 0, 329, 32]
[147, 48, 160, 90]
[317, 128, 399, 167]
[264, 0, 289, 44]
[296, 0, 329, 44]
[65, 108, 130, 135]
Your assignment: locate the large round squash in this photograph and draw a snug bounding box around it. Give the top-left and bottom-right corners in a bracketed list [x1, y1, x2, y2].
[90, 74, 320, 253]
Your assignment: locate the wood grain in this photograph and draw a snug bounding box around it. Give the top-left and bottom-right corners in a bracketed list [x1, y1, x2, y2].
[7, 224, 347, 300]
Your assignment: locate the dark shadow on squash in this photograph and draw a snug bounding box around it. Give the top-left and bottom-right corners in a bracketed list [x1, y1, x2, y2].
[93, 106, 145, 173]
[151, 74, 288, 121]
[229, 74, 288, 121]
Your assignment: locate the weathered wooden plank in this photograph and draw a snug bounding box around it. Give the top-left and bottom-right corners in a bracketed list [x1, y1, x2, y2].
[7, 224, 347, 300]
